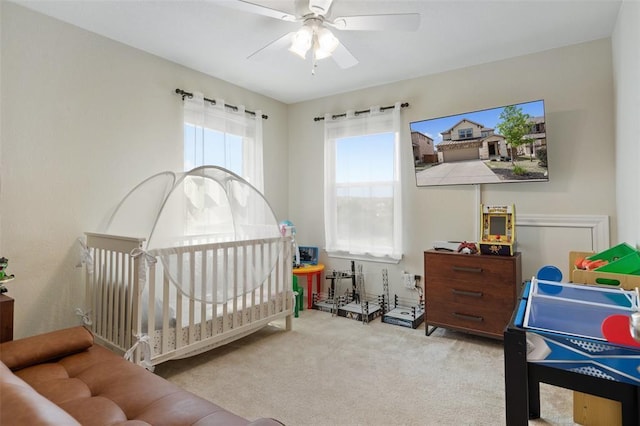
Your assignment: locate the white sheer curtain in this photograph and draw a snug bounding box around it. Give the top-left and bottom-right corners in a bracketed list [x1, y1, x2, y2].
[182, 92, 264, 192]
[324, 103, 403, 262]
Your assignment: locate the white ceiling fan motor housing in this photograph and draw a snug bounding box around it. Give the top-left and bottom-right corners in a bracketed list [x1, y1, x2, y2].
[308, 0, 333, 16]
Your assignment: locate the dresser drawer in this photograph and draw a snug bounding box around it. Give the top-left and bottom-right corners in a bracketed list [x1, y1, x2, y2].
[426, 301, 513, 336]
[425, 252, 517, 283]
[426, 277, 514, 306]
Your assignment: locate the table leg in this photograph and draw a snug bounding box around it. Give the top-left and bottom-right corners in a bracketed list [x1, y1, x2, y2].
[305, 275, 313, 309]
[527, 375, 541, 419]
[504, 327, 530, 426]
[620, 388, 640, 426]
[314, 271, 322, 307]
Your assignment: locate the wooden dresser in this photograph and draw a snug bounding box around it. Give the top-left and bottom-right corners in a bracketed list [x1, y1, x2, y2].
[0, 294, 14, 342]
[424, 250, 522, 339]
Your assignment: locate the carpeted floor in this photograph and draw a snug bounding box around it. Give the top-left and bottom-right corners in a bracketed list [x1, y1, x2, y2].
[155, 309, 577, 425]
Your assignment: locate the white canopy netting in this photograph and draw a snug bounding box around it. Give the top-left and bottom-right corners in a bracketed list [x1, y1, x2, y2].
[104, 166, 283, 303]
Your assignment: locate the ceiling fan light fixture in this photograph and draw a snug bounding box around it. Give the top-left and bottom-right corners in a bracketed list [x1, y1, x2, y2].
[317, 27, 339, 54]
[313, 45, 332, 60]
[289, 25, 313, 59]
[313, 27, 339, 60]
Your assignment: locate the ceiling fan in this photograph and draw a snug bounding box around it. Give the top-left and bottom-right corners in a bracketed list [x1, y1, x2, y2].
[231, 0, 420, 71]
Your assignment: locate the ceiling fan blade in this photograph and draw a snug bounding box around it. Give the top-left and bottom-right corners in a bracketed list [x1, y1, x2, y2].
[329, 13, 420, 31]
[247, 32, 293, 60]
[331, 42, 358, 69]
[232, 0, 297, 22]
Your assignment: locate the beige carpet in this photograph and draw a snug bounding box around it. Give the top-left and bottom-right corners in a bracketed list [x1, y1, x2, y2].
[155, 309, 577, 425]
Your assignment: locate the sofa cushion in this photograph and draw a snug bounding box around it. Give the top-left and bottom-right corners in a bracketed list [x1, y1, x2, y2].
[0, 361, 81, 426]
[58, 395, 131, 426]
[15, 364, 91, 405]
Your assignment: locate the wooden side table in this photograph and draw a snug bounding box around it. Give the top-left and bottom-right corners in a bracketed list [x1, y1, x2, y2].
[293, 264, 325, 309]
[0, 294, 14, 342]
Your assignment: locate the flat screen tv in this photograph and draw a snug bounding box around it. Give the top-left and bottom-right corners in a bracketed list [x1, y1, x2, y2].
[409, 99, 548, 187]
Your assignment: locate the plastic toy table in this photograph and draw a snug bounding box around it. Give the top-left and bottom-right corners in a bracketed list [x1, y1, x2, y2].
[504, 279, 640, 426]
[293, 263, 325, 309]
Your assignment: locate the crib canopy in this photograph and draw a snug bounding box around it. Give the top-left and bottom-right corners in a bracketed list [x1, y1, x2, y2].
[104, 166, 283, 302]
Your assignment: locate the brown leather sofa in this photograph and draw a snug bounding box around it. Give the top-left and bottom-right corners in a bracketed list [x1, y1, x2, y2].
[0, 326, 283, 425]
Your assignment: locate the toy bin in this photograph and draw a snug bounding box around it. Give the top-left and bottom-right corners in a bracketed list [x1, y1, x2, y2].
[595, 251, 640, 275]
[587, 242, 636, 263]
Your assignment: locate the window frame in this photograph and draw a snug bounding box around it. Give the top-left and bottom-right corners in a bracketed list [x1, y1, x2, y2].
[323, 104, 403, 263]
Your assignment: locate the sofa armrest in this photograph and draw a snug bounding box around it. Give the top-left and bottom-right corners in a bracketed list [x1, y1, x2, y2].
[0, 326, 94, 371]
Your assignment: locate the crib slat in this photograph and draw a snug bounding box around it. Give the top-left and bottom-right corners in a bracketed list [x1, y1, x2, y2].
[211, 247, 218, 336]
[268, 242, 275, 316]
[175, 251, 184, 349]
[162, 271, 171, 355]
[233, 245, 239, 329]
[147, 261, 155, 355]
[107, 252, 114, 343]
[109, 252, 118, 344]
[94, 248, 104, 337]
[125, 253, 134, 352]
[116, 252, 125, 348]
[241, 244, 247, 324]
[98, 252, 111, 338]
[148, 260, 156, 338]
[188, 250, 196, 345]
[202, 248, 208, 341]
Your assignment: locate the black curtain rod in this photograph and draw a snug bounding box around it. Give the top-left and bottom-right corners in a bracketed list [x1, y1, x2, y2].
[313, 102, 409, 122]
[175, 88, 268, 120]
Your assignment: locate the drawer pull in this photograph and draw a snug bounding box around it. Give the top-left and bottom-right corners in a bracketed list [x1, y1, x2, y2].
[452, 266, 483, 273]
[451, 289, 483, 298]
[453, 312, 484, 322]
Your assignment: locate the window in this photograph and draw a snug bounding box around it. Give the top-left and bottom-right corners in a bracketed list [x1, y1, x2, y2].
[184, 125, 243, 175]
[324, 104, 403, 262]
[181, 92, 264, 238]
[182, 92, 263, 192]
[458, 128, 473, 139]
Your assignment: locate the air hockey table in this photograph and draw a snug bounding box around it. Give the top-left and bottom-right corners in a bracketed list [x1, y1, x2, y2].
[504, 278, 640, 426]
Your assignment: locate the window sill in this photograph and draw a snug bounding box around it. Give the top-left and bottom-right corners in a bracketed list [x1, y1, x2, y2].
[326, 250, 402, 264]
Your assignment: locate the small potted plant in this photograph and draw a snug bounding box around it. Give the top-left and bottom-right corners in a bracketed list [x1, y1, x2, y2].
[0, 257, 15, 293]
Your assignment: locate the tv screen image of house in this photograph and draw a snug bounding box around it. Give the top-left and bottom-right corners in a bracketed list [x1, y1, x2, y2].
[409, 99, 548, 187]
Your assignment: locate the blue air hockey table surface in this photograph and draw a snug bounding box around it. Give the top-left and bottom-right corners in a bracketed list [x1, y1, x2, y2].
[504, 278, 640, 425]
[517, 278, 640, 385]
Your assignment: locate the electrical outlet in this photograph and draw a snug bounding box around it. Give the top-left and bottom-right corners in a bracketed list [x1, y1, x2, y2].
[403, 273, 416, 289]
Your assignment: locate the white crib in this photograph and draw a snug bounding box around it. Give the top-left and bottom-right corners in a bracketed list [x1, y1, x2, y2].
[84, 232, 293, 367]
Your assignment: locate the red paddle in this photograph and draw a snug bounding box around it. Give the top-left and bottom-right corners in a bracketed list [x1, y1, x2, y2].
[601, 314, 640, 347]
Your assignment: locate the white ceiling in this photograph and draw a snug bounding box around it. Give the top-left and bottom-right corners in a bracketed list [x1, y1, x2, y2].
[11, 0, 623, 104]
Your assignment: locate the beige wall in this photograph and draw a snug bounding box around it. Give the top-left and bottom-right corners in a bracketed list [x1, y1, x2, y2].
[0, 3, 288, 338]
[613, 0, 640, 247]
[287, 39, 616, 297]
